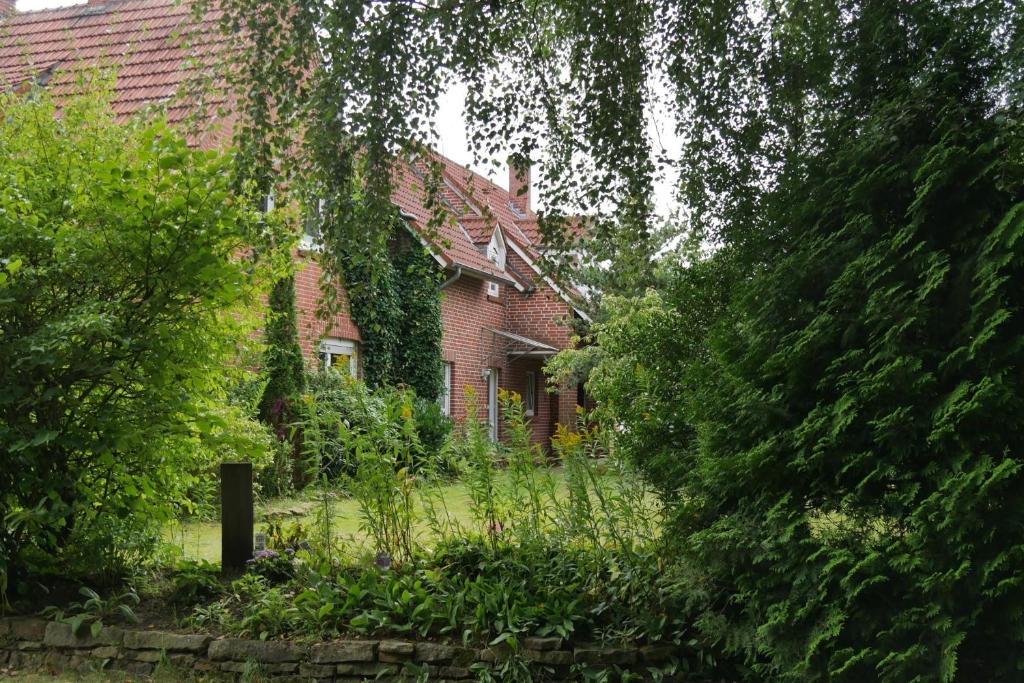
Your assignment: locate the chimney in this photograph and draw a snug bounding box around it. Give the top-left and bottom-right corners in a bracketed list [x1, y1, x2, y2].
[508, 153, 531, 214]
[1, 0, 16, 18]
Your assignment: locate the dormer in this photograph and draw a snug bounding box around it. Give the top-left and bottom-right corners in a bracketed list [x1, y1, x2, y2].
[486, 224, 507, 271]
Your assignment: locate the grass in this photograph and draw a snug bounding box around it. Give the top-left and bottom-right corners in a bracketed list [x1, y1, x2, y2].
[165, 471, 565, 563]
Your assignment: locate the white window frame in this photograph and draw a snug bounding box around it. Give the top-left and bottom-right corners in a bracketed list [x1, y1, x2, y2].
[487, 281, 501, 298]
[524, 371, 536, 417]
[440, 362, 452, 417]
[319, 338, 358, 376]
[487, 367, 499, 442]
[300, 198, 325, 251]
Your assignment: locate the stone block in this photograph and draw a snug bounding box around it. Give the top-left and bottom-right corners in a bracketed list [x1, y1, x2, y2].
[16, 640, 44, 651]
[414, 641, 462, 662]
[310, 639, 377, 663]
[126, 649, 166, 662]
[67, 654, 90, 671]
[165, 653, 198, 669]
[42, 651, 72, 671]
[6, 618, 49, 642]
[90, 645, 120, 659]
[8, 650, 44, 669]
[114, 659, 154, 676]
[44, 622, 123, 649]
[207, 638, 307, 663]
[523, 636, 563, 651]
[123, 630, 211, 653]
[640, 644, 677, 663]
[437, 665, 474, 679]
[300, 662, 337, 677]
[336, 662, 396, 676]
[524, 648, 573, 666]
[573, 646, 638, 667]
[478, 642, 512, 663]
[379, 639, 415, 663]
[220, 660, 299, 674]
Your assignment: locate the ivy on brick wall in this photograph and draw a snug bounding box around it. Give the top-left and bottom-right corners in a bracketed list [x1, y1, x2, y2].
[392, 239, 443, 400]
[283, 133, 443, 400]
[335, 216, 443, 401]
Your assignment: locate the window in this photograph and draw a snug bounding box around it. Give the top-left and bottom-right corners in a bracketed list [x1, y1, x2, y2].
[487, 367, 499, 441]
[301, 198, 325, 250]
[261, 191, 275, 213]
[487, 281, 500, 298]
[524, 371, 536, 417]
[439, 362, 452, 417]
[319, 338, 358, 376]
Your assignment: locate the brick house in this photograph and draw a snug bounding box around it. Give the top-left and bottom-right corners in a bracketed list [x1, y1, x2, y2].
[0, 0, 589, 447]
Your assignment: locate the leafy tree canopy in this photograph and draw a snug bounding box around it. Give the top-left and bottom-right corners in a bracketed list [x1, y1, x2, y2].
[0, 80, 283, 587]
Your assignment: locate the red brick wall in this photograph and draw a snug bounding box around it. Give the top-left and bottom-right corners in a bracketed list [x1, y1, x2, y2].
[293, 251, 362, 373]
[289, 248, 580, 450]
[504, 250, 580, 447]
[440, 274, 508, 438]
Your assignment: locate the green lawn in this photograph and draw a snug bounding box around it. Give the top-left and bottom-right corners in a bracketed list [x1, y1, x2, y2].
[165, 472, 563, 563]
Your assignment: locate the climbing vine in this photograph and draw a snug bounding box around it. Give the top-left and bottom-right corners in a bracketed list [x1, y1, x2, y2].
[392, 238, 444, 400]
[327, 209, 443, 400]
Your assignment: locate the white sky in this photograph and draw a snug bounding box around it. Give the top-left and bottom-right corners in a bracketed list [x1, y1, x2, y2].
[15, 0, 681, 216]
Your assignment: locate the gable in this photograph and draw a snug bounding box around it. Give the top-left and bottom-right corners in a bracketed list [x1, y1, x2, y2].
[486, 224, 507, 270]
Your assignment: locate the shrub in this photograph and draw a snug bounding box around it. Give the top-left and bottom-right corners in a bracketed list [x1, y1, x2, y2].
[42, 586, 140, 637]
[0, 82, 274, 590]
[246, 549, 297, 584]
[169, 560, 222, 606]
[412, 397, 453, 463]
[298, 371, 452, 481]
[174, 399, 278, 521]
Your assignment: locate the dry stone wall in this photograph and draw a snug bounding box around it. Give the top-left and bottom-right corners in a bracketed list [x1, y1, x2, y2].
[0, 617, 682, 681]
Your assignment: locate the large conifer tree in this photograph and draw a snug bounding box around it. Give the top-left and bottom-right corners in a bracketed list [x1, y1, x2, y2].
[678, 5, 1024, 678]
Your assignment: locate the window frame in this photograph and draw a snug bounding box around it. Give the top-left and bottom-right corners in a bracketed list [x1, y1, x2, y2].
[524, 371, 536, 417]
[440, 362, 452, 417]
[319, 337, 358, 376]
[300, 198, 326, 251]
[487, 367, 500, 442]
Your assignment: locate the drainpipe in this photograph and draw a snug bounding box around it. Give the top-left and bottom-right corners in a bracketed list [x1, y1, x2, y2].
[440, 266, 463, 291]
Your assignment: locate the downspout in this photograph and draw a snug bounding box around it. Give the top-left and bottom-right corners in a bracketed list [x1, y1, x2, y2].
[440, 266, 463, 291]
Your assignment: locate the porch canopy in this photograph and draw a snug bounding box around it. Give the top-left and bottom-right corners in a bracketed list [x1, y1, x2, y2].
[487, 328, 559, 362]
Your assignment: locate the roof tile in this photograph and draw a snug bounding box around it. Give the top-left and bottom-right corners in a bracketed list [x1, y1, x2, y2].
[1, 0, 567, 289]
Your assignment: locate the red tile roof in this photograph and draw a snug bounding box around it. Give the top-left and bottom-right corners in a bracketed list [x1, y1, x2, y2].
[0, 0, 228, 128]
[0, 0, 567, 292]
